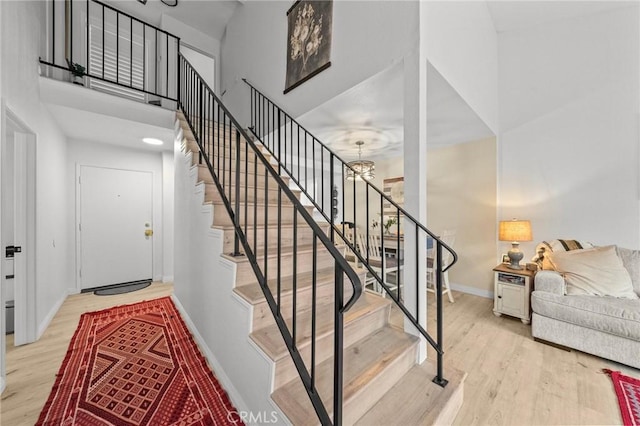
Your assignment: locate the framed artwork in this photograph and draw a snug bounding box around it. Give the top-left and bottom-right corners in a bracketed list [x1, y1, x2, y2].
[284, 0, 333, 94]
[383, 177, 404, 215]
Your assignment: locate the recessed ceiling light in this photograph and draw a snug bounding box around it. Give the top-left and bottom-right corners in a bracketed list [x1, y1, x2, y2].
[142, 137, 163, 146]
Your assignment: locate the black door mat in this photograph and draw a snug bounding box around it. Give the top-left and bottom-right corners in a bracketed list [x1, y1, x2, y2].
[91, 280, 152, 296]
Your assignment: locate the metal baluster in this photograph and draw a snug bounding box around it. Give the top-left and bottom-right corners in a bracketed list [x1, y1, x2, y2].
[276, 187, 283, 317]
[52, 0, 55, 64]
[254, 152, 258, 255]
[333, 264, 344, 426]
[86, 0, 89, 77]
[397, 208, 401, 301]
[263, 167, 268, 284]
[277, 109, 282, 174]
[292, 210, 298, 346]
[433, 242, 448, 387]
[130, 17, 133, 87]
[70, 0, 74, 64]
[310, 235, 317, 390]
[142, 24, 145, 89]
[116, 13, 119, 83]
[234, 128, 241, 256]
[416, 227, 420, 320]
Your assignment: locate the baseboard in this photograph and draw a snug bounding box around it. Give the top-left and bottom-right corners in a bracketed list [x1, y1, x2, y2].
[449, 282, 493, 299]
[170, 294, 250, 415]
[162, 275, 174, 283]
[38, 289, 68, 339]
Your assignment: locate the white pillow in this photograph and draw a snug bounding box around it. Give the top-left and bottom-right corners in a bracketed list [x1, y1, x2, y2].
[548, 245, 638, 299]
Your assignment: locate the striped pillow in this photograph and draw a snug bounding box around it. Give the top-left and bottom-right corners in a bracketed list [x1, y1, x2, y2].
[532, 239, 595, 270]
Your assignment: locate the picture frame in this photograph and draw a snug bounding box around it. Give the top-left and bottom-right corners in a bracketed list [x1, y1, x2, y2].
[502, 254, 510, 264]
[284, 0, 333, 94]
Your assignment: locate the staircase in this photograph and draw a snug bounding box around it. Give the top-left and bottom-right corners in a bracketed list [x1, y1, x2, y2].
[176, 102, 466, 424]
[42, 0, 465, 420]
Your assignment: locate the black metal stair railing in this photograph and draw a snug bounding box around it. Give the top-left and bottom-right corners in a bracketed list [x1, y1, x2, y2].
[40, 0, 179, 102]
[244, 79, 458, 387]
[179, 55, 362, 426]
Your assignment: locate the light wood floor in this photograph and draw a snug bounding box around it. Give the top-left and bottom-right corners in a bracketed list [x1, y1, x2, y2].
[0, 283, 173, 425]
[1, 284, 636, 425]
[390, 291, 637, 426]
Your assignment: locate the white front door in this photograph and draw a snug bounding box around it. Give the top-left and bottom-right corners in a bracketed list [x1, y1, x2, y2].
[79, 166, 153, 290]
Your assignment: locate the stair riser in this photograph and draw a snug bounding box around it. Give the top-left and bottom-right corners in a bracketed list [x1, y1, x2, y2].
[212, 203, 314, 227]
[220, 223, 326, 254]
[187, 145, 266, 167]
[251, 274, 356, 332]
[185, 140, 268, 166]
[273, 304, 391, 390]
[183, 132, 253, 152]
[205, 184, 301, 208]
[343, 341, 417, 426]
[196, 164, 288, 188]
[234, 249, 338, 287]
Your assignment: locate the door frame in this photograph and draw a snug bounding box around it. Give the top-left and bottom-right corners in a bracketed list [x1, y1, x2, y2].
[74, 164, 154, 292]
[0, 102, 38, 357]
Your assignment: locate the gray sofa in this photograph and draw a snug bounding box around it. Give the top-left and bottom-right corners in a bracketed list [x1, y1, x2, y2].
[531, 246, 640, 368]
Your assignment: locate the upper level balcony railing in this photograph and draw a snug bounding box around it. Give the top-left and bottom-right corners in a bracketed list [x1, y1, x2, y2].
[40, 0, 180, 107]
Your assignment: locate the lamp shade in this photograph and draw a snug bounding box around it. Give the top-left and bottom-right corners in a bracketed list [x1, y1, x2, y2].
[499, 220, 532, 242]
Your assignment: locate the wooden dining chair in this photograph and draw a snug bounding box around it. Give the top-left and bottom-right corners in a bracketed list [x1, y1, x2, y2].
[357, 231, 400, 298]
[426, 229, 456, 303]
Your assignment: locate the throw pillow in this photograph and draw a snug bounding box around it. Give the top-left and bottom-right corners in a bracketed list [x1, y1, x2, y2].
[532, 239, 594, 270]
[548, 245, 638, 299]
[616, 246, 640, 297]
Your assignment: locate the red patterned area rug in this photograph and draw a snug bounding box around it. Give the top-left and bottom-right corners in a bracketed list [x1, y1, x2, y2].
[604, 369, 640, 426]
[37, 297, 244, 425]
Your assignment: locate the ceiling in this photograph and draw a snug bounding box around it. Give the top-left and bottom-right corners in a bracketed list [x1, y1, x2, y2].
[106, 0, 239, 41]
[296, 1, 636, 160]
[47, 1, 636, 159]
[47, 104, 175, 152]
[297, 61, 494, 161]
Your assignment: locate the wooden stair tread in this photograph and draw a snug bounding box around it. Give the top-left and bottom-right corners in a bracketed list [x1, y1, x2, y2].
[251, 292, 390, 361]
[212, 221, 328, 233]
[221, 243, 345, 264]
[234, 267, 336, 305]
[355, 362, 467, 426]
[271, 326, 418, 426]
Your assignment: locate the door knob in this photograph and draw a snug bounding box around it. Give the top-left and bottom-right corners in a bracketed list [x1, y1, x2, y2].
[145, 229, 154, 237]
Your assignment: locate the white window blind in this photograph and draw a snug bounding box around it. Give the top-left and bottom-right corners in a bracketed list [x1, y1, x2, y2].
[88, 14, 146, 102]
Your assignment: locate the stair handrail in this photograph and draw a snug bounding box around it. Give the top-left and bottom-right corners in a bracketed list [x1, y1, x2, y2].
[243, 79, 458, 388]
[179, 55, 362, 425]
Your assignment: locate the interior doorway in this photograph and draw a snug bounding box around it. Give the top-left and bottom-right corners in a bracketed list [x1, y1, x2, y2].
[180, 44, 215, 92]
[77, 166, 153, 290]
[0, 103, 38, 392]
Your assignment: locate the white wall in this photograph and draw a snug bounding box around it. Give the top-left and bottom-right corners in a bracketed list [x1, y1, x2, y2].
[162, 150, 174, 282]
[221, 1, 419, 124]
[426, 1, 499, 134]
[172, 134, 276, 418]
[66, 140, 170, 287]
[1, 0, 70, 335]
[161, 14, 221, 94]
[498, 5, 640, 257]
[427, 138, 497, 297]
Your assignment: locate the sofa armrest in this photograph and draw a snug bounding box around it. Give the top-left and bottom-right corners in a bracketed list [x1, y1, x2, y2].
[534, 270, 565, 295]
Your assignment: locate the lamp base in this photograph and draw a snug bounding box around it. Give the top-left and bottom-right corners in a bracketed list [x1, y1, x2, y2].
[507, 243, 524, 270]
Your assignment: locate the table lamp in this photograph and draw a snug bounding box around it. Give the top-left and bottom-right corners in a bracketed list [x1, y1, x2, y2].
[499, 219, 532, 270]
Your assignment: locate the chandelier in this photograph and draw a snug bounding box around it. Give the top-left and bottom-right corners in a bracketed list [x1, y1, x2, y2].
[346, 141, 375, 181]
